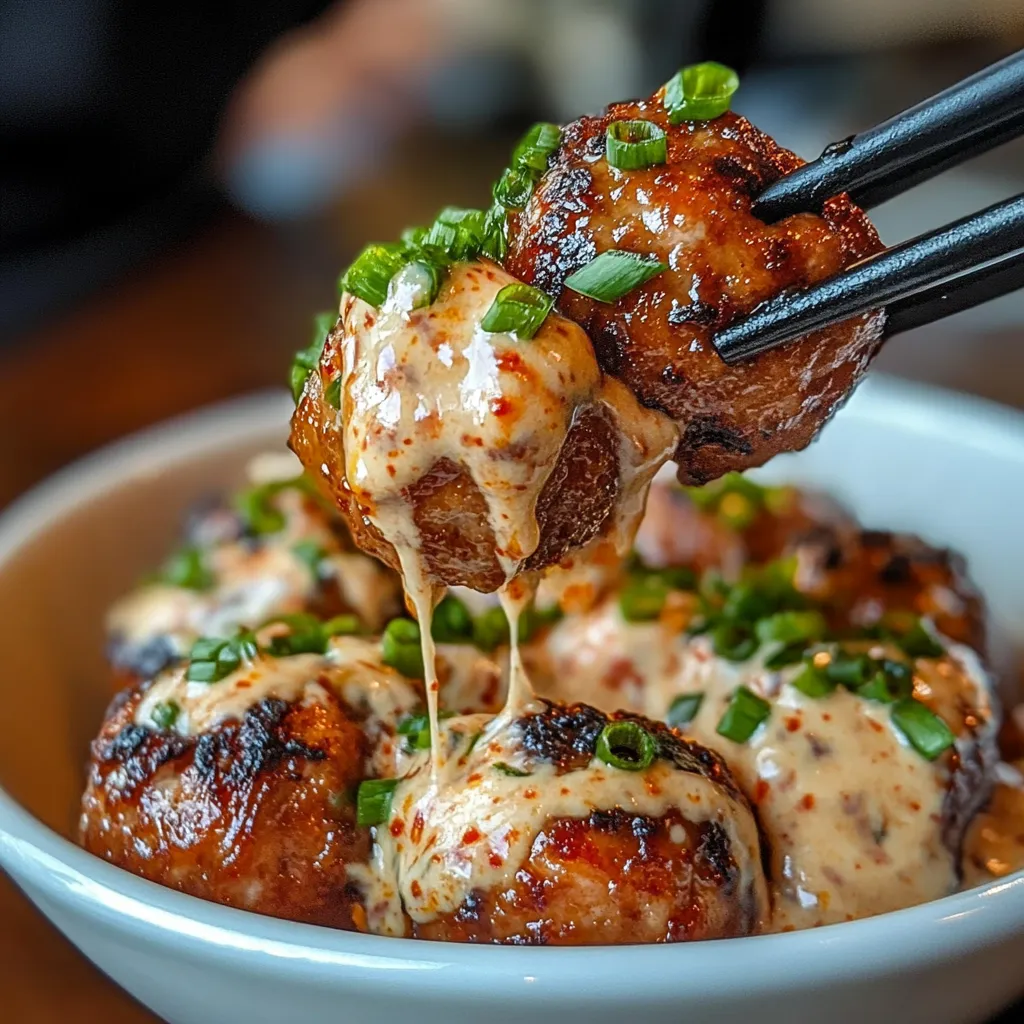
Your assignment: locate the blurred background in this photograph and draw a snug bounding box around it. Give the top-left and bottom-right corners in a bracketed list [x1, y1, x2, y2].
[0, 2, 1023, 1020]
[2, 0, 1024, 513]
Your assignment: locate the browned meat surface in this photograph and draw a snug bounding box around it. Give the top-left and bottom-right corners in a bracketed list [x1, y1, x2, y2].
[79, 687, 370, 929]
[415, 807, 758, 944]
[505, 98, 885, 484]
[792, 525, 986, 650]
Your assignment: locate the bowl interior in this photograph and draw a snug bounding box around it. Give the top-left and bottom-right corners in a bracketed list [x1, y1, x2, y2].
[0, 379, 1021, 841]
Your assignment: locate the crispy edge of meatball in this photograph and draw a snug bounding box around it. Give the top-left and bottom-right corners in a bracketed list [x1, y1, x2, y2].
[290, 334, 622, 591]
[414, 807, 759, 944]
[792, 524, 987, 652]
[417, 702, 766, 943]
[79, 685, 371, 930]
[506, 106, 885, 484]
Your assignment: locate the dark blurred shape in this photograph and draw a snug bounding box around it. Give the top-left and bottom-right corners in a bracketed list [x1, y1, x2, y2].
[0, 0, 331, 340]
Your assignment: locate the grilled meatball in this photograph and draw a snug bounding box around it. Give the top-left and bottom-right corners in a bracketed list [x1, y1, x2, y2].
[80, 676, 372, 928]
[79, 632, 504, 927]
[634, 473, 853, 579]
[356, 703, 769, 943]
[791, 525, 986, 651]
[505, 97, 885, 484]
[532, 590, 999, 929]
[106, 463, 401, 683]
[290, 260, 677, 594]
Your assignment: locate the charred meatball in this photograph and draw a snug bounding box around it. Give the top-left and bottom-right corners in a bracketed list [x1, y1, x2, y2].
[106, 460, 401, 684]
[505, 95, 885, 484]
[356, 703, 769, 943]
[291, 260, 677, 594]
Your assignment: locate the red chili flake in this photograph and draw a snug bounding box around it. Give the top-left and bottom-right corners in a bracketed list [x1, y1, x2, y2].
[490, 397, 512, 417]
[489, 853, 503, 868]
[800, 794, 815, 810]
[754, 779, 771, 803]
[909, 800, 922, 812]
[410, 812, 425, 844]
[822, 713, 832, 722]
[784, 716, 801, 733]
[403, 438, 413, 446]
[236, 680, 252, 690]
[523, 788, 538, 800]
[462, 828, 481, 845]
[389, 819, 405, 837]
[868, 719, 883, 733]
[467, 773, 482, 783]
[410, 880, 422, 899]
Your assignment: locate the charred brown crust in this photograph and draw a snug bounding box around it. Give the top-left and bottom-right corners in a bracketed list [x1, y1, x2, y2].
[791, 525, 986, 650]
[415, 807, 763, 944]
[517, 701, 746, 803]
[506, 102, 886, 484]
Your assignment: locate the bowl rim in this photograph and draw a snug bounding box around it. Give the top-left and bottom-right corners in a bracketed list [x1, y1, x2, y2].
[1, 378, 1023, 988]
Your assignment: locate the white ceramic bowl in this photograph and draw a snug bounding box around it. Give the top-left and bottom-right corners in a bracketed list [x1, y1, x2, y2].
[1, 378, 1022, 1024]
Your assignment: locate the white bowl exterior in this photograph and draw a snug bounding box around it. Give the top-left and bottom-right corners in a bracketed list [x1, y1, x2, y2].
[1, 380, 1023, 1024]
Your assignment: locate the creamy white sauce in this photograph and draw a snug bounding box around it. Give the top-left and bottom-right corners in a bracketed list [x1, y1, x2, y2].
[107, 474, 399, 661]
[534, 603, 997, 929]
[337, 258, 676, 766]
[351, 713, 766, 936]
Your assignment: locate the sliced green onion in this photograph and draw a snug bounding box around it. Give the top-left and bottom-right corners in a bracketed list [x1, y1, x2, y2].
[235, 479, 298, 535]
[322, 614, 362, 637]
[268, 628, 325, 657]
[493, 761, 531, 777]
[340, 242, 407, 307]
[472, 606, 510, 652]
[856, 660, 913, 704]
[564, 250, 666, 303]
[606, 119, 667, 170]
[898, 619, 945, 660]
[755, 610, 827, 646]
[424, 207, 489, 261]
[716, 686, 771, 743]
[595, 721, 657, 772]
[323, 377, 341, 409]
[480, 283, 553, 339]
[712, 623, 758, 662]
[289, 311, 335, 402]
[151, 700, 180, 730]
[663, 61, 740, 123]
[824, 652, 873, 689]
[493, 166, 534, 210]
[157, 546, 213, 591]
[186, 630, 260, 683]
[397, 710, 455, 751]
[381, 618, 425, 679]
[619, 575, 671, 622]
[511, 122, 561, 175]
[480, 203, 508, 261]
[400, 225, 427, 248]
[658, 565, 698, 591]
[431, 595, 475, 643]
[356, 778, 399, 826]
[291, 540, 326, 579]
[764, 642, 807, 670]
[389, 259, 444, 311]
[891, 699, 955, 761]
[667, 693, 704, 728]
[790, 663, 836, 699]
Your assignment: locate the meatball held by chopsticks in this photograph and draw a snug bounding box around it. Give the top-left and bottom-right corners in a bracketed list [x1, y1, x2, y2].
[505, 66, 885, 484]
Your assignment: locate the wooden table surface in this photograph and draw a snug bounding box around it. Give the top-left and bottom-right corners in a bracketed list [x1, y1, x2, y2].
[2, 203, 1022, 1021]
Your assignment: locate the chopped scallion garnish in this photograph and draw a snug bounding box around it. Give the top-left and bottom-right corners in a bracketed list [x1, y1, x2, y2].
[381, 618, 425, 679]
[339, 243, 407, 306]
[898, 619, 945, 660]
[663, 62, 740, 123]
[356, 778, 399, 827]
[480, 283, 553, 339]
[186, 630, 260, 683]
[431, 595, 475, 644]
[151, 700, 180, 730]
[289, 310, 335, 403]
[716, 686, 770, 743]
[595, 720, 657, 772]
[666, 693, 704, 728]
[493, 761, 531, 777]
[790, 663, 836, 699]
[606, 119, 667, 170]
[156, 545, 213, 592]
[891, 699, 955, 761]
[564, 249, 666, 303]
[291, 539, 326, 578]
[755, 610, 827, 646]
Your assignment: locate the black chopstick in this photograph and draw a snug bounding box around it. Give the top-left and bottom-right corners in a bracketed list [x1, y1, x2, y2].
[752, 49, 1024, 222]
[883, 250, 1024, 338]
[712, 193, 1024, 364]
